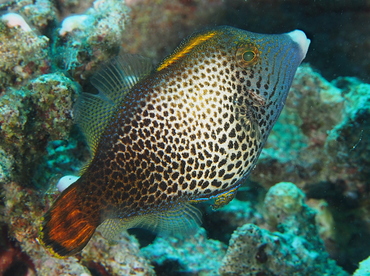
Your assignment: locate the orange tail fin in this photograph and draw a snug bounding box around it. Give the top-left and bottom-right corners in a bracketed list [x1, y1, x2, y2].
[39, 184, 99, 257]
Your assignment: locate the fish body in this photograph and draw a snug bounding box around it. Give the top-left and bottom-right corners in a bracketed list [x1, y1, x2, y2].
[40, 26, 310, 257]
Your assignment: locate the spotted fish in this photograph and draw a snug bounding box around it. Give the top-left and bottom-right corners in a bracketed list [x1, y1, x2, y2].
[40, 26, 310, 257]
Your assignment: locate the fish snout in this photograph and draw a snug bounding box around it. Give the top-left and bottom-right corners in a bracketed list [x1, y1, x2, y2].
[285, 29, 311, 61]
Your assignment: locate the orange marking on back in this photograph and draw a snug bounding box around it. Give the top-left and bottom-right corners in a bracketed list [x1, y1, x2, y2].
[157, 31, 217, 71]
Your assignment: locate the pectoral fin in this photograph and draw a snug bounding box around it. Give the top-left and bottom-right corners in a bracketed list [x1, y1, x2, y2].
[212, 188, 238, 209]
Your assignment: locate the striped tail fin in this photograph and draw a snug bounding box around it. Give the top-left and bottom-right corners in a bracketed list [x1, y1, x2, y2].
[39, 183, 99, 257]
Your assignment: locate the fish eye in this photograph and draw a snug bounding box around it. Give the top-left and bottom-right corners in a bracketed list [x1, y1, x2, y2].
[236, 43, 260, 68]
[243, 51, 255, 61]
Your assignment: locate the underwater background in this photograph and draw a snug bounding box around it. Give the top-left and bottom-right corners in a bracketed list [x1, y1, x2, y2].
[0, 0, 369, 275]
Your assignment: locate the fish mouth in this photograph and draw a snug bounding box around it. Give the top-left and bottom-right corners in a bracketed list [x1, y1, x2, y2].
[285, 29, 311, 60]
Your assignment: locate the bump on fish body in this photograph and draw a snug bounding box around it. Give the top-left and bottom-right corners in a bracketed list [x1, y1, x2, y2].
[40, 26, 310, 257]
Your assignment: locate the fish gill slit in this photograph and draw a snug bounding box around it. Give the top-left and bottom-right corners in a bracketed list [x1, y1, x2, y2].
[233, 90, 265, 139]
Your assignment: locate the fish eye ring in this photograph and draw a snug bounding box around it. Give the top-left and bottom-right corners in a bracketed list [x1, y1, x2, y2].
[236, 43, 260, 68]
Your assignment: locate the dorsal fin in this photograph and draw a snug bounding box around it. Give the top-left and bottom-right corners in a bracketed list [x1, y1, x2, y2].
[74, 54, 153, 155]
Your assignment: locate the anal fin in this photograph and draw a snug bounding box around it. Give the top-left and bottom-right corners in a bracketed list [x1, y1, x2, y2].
[98, 202, 201, 241]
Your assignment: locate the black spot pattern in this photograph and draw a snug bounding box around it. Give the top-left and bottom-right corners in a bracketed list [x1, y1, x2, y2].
[77, 27, 297, 223]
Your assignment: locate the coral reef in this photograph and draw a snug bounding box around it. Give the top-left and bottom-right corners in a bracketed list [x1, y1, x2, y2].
[0, 0, 148, 274]
[0, 0, 369, 275]
[54, 0, 95, 19]
[17, 0, 58, 31]
[0, 0, 131, 185]
[250, 65, 370, 271]
[1, 181, 155, 275]
[0, 73, 77, 187]
[55, 0, 130, 81]
[219, 182, 349, 276]
[81, 231, 155, 275]
[353, 256, 370, 276]
[142, 228, 226, 275]
[202, 186, 266, 243]
[0, 13, 50, 92]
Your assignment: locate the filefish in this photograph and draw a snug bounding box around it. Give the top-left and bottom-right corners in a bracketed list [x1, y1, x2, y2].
[40, 26, 310, 257]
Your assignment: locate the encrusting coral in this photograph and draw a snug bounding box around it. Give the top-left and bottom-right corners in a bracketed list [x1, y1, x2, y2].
[0, 13, 50, 92]
[0, 73, 77, 187]
[55, 0, 130, 81]
[142, 228, 226, 275]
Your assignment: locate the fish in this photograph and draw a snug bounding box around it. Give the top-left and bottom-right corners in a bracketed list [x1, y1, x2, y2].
[39, 25, 310, 257]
